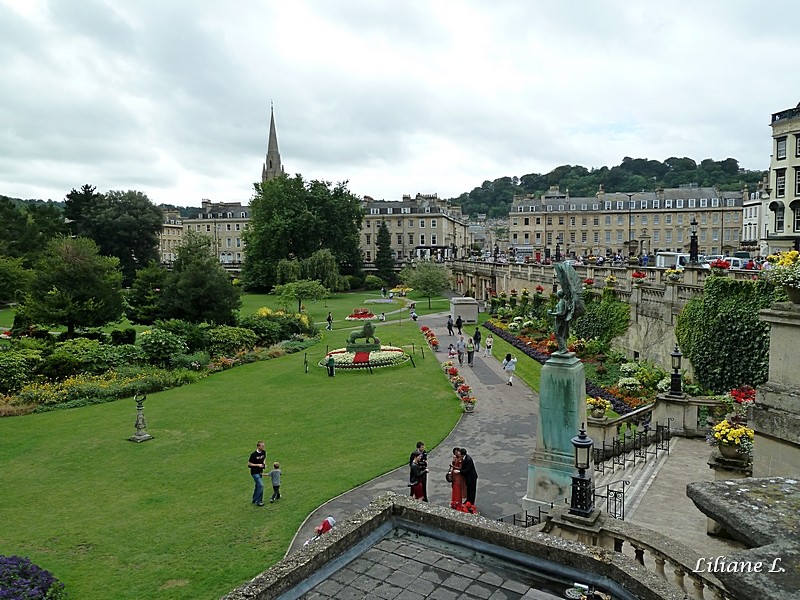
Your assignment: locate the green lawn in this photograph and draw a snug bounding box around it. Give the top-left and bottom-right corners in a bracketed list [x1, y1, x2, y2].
[0, 319, 460, 599]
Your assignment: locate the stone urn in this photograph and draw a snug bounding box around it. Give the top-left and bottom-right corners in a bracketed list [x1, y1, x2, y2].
[591, 408, 606, 419]
[718, 444, 744, 459]
[462, 402, 475, 413]
[784, 285, 800, 304]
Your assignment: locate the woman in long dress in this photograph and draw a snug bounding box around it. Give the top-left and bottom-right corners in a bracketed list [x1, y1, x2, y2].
[449, 447, 467, 506]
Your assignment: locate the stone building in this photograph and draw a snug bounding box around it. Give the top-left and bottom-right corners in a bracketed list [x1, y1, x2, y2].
[181, 199, 250, 265]
[508, 185, 743, 261]
[763, 102, 800, 254]
[359, 193, 470, 263]
[158, 210, 183, 264]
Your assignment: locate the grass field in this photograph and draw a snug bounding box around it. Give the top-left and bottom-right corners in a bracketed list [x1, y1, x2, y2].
[0, 295, 461, 599]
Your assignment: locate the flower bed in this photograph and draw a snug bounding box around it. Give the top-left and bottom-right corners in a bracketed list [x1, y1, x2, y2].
[320, 346, 410, 369]
[345, 308, 377, 321]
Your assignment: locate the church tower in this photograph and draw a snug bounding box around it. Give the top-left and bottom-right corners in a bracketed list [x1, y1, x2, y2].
[261, 105, 283, 183]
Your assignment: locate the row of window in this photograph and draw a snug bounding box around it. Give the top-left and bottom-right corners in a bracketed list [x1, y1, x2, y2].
[365, 218, 438, 228]
[368, 206, 438, 215]
[772, 206, 800, 232]
[775, 135, 800, 160]
[193, 223, 245, 232]
[514, 198, 734, 212]
[364, 234, 439, 246]
[773, 168, 800, 198]
[511, 228, 740, 245]
[511, 213, 739, 227]
[198, 212, 249, 219]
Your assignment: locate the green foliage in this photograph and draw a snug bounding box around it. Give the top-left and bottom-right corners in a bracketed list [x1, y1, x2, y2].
[275, 258, 302, 284]
[0, 256, 31, 304]
[242, 174, 363, 290]
[573, 289, 630, 343]
[237, 314, 284, 346]
[137, 328, 188, 366]
[25, 237, 125, 334]
[399, 262, 450, 308]
[153, 319, 209, 352]
[303, 249, 347, 291]
[375, 220, 395, 285]
[364, 274, 384, 290]
[65, 186, 163, 284]
[205, 325, 258, 358]
[110, 328, 137, 345]
[170, 351, 211, 370]
[125, 261, 169, 324]
[676, 277, 777, 393]
[159, 231, 242, 324]
[0, 348, 43, 393]
[36, 339, 146, 380]
[274, 279, 329, 313]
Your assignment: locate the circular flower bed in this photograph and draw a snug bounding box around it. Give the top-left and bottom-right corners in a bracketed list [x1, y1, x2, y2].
[345, 308, 377, 321]
[320, 346, 410, 370]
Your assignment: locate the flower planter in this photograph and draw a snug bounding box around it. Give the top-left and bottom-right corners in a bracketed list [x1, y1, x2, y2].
[784, 285, 800, 304]
[591, 408, 606, 419]
[462, 402, 475, 413]
[718, 444, 743, 459]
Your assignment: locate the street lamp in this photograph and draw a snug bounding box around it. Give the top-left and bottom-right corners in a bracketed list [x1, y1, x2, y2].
[555, 234, 563, 262]
[625, 193, 635, 257]
[669, 345, 683, 396]
[569, 425, 595, 517]
[689, 217, 699, 265]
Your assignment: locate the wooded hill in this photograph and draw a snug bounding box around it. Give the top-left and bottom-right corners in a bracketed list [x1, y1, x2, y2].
[448, 157, 766, 219]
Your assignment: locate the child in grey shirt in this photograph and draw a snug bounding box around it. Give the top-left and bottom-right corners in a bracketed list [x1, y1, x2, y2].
[268, 462, 282, 502]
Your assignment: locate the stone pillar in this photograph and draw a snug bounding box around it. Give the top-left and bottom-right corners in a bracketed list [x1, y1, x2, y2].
[523, 352, 584, 510]
[705, 450, 752, 536]
[753, 303, 800, 477]
[651, 392, 689, 435]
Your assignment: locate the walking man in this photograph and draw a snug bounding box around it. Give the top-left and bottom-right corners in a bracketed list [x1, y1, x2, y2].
[455, 315, 463, 335]
[325, 312, 333, 331]
[248, 440, 267, 506]
[455, 336, 466, 366]
[473, 327, 482, 353]
[446, 315, 454, 336]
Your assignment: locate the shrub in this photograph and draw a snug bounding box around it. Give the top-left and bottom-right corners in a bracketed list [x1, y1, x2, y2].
[266, 345, 287, 359]
[110, 328, 137, 345]
[345, 274, 363, 289]
[573, 291, 629, 343]
[206, 326, 257, 357]
[364, 274, 384, 290]
[0, 348, 43, 393]
[170, 351, 211, 371]
[238, 315, 284, 347]
[36, 338, 126, 379]
[0, 555, 67, 599]
[153, 319, 209, 352]
[137, 329, 189, 366]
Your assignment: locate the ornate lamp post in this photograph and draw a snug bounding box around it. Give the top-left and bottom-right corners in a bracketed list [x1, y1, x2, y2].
[669, 345, 683, 396]
[555, 234, 563, 262]
[569, 425, 595, 517]
[625, 192, 635, 257]
[689, 217, 699, 265]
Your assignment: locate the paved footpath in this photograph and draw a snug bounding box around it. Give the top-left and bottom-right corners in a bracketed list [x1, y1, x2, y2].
[288, 310, 537, 553]
[288, 307, 743, 558]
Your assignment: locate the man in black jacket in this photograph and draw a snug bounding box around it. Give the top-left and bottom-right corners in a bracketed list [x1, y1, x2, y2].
[409, 441, 428, 501]
[457, 447, 478, 505]
[455, 315, 463, 335]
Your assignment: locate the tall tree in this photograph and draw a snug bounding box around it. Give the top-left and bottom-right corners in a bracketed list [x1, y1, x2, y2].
[65, 186, 163, 283]
[25, 237, 124, 335]
[274, 280, 329, 313]
[243, 174, 363, 290]
[125, 260, 170, 325]
[303, 249, 347, 291]
[399, 261, 450, 309]
[160, 231, 241, 324]
[375, 220, 395, 285]
[0, 256, 31, 304]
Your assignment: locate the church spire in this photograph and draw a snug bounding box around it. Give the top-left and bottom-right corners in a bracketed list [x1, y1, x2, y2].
[262, 103, 283, 183]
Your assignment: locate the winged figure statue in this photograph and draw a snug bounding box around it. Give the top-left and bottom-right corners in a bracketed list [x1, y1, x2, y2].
[548, 262, 586, 354]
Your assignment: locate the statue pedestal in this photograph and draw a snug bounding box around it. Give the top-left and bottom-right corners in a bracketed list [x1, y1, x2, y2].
[523, 352, 584, 510]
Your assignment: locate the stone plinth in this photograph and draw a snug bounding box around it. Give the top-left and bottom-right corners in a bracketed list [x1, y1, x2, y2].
[753, 303, 800, 477]
[705, 450, 752, 536]
[687, 477, 800, 600]
[449, 296, 479, 323]
[523, 352, 584, 510]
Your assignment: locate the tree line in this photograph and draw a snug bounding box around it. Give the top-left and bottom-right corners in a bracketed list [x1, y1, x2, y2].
[448, 156, 766, 219]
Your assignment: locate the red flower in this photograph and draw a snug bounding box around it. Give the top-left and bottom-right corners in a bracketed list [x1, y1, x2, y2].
[583, 278, 594, 285]
[535, 285, 544, 293]
[710, 259, 730, 269]
[632, 271, 647, 279]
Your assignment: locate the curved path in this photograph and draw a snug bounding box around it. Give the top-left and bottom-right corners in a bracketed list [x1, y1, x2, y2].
[288, 307, 538, 553]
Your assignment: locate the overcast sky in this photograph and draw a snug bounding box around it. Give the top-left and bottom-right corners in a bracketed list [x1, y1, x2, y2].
[1, 0, 797, 207]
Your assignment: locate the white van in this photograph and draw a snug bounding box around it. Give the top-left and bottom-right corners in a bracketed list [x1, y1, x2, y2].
[723, 257, 747, 270]
[655, 252, 709, 270]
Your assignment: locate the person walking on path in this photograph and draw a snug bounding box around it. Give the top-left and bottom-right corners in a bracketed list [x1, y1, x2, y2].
[325, 312, 333, 331]
[501, 352, 517, 386]
[466, 337, 475, 367]
[268, 462, 282, 502]
[248, 441, 267, 506]
[446, 315, 454, 336]
[455, 315, 463, 335]
[455, 447, 478, 505]
[483, 334, 494, 357]
[455, 336, 466, 366]
[472, 328, 482, 353]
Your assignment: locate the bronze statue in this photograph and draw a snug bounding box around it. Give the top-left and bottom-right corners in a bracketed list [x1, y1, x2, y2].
[548, 262, 585, 354]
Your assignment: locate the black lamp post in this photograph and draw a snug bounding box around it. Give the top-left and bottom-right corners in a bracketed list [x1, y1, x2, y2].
[689, 217, 699, 265]
[555, 234, 563, 262]
[569, 425, 595, 517]
[669, 345, 683, 396]
[625, 193, 635, 257]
